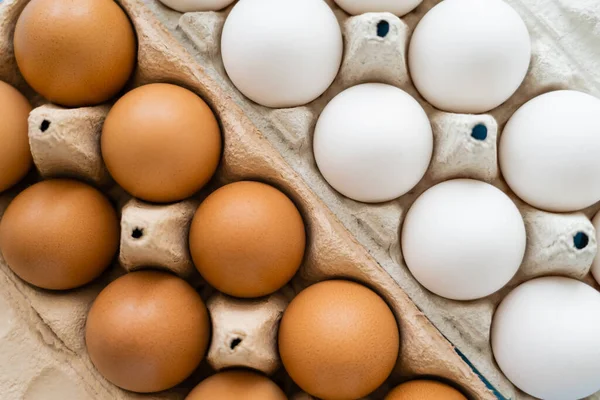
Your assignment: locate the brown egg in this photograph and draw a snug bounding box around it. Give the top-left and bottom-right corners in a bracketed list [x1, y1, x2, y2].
[101, 83, 222, 203]
[385, 380, 468, 400]
[0, 179, 119, 290]
[186, 371, 287, 400]
[279, 280, 400, 400]
[13, 0, 136, 107]
[86, 270, 210, 393]
[189, 181, 305, 298]
[0, 81, 32, 192]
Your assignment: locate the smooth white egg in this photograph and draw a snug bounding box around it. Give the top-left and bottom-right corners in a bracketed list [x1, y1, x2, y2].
[221, 0, 343, 108]
[408, 0, 531, 114]
[591, 212, 600, 285]
[492, 277, 600, 400]
[333, 0, 422, 17]
[401, 179, 526, 300]
[500, 90, 600, 212]
[158, 0, 235, 12]
[313, 83, 432, 203]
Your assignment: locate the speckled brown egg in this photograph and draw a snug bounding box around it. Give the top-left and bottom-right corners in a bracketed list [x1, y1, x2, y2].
[86, 270, 210, 393]
[385, 380, 468, 400]
[279, 280, 400, 400]
[0, 179, 119, 290]
[186, 371, 287, 400]
[189, 181, 305, 298]
[13, 0, 136, 107]
[0, 81, 32, 192]
[101, 83, 222, 203]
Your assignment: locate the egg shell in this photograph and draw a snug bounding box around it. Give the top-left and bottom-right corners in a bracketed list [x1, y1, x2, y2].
[0, 179, 119, 290]
[101, 83, 222, 203]
[221, 0, 343, 108]
[189, 181, 305, 298]
[186, 370, 286, 400]
[333, 0, 423, 17]
[0, 81, 32, 192]
[85, 270, 210, 393]
[278, 280, 400, 400]
[408, 0, 531, 113]
[491, 277, 600, 400]
[13, 0, 136, 107]
[385, 380, 467, 400]
[401, 179, 526, 301]
[313, 83, 433, 203]
[158, 0, 235, 12]
[499, 90, 600, 212]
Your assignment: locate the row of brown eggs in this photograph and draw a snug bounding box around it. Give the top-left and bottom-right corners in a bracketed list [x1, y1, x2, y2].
[0, 169, 468, 399]
[0, 144, 470, 399]
[2, 0, 473, 398]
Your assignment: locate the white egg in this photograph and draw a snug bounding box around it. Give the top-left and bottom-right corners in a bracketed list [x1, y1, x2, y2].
[401, 179, 526, 300]
[333, 0, 422, 17]
[221, 0, 343, 108]
[500, 90, 600, 212]
[591, 212, 600, 285]
[408, 0, 531, 114]
[313, 83, 432, 203]
[158, 0, 235, 12]
[492, 277, 600, 400]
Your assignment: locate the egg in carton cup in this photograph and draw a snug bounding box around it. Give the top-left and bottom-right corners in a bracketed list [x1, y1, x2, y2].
[142, 0, 600, 399]
[0, 0, 498, 399]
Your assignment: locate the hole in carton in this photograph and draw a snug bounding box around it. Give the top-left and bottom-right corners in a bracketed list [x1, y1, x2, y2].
[40, 120, 51, 132]
[471, 124, 487, 141]
[131, 228, 144, 239]
[230, 338, 242, 350]
[573, 232, 589, 250]
[377, 20, 390, 38]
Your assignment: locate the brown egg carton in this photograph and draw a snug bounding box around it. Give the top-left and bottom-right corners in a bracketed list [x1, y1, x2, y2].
[141, 0, 600, 399]
[0, 0, 495, 399]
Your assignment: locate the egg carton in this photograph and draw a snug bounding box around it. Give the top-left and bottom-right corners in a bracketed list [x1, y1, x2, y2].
[139, 0, 600, 399]
[0, 0, 496, 399]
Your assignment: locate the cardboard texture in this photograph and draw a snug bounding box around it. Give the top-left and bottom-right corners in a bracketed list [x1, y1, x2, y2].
[0, 0, 497, 399]
[2, 0, 600, 399]
[143, 0, 600, 398]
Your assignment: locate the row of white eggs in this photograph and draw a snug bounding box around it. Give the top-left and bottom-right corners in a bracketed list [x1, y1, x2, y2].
[161, 1, 600, 399]
[317, 88, 600, 219]
[324, 88, 600, 273]
[162, 0, 531, 114]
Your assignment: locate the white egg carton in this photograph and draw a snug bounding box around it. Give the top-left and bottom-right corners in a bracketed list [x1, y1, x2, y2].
[0, 0, 500, 399]
[141, 0, 600, 399]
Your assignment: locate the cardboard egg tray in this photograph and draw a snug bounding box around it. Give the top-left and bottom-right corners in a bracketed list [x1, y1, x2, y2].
[0, 0, 598, 399]
[145, 0, 600, 398]
[0, 0, 495, 399]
